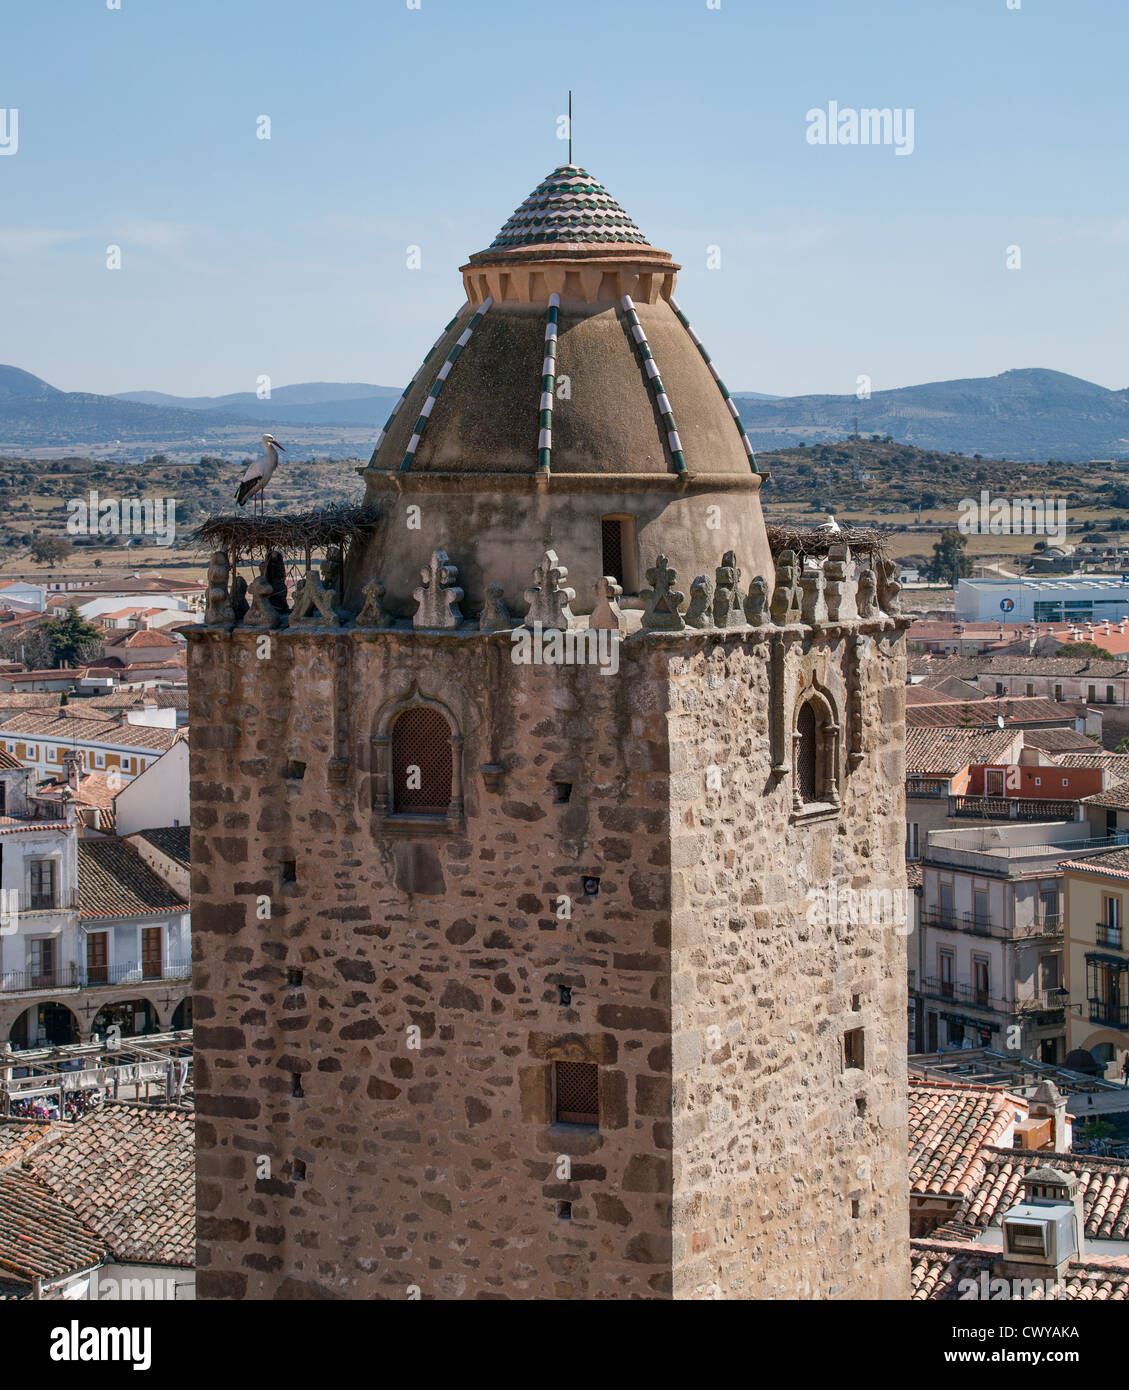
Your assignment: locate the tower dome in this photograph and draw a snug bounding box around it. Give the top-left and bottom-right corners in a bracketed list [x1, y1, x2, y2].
[356, 163, 771, 616]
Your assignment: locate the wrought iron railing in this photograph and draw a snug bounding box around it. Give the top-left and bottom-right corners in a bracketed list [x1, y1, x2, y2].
[1088, 1000, 1129, 1029]
[1096, 922, 1124, 950]
[0, 959, 191, 995]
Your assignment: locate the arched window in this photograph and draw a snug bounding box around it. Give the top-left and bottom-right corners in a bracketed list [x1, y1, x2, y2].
[391, 706, 453, 814]
[793, 691, 840, 813]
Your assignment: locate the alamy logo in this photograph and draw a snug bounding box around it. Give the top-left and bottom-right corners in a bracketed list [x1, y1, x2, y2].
[66, 490, 177, 546]
[807, 881, 911, 934]
[510, 623, 620, 677]
[49, 1321, 152, 1370]
[805, 101, 914, 155]
[958, 490, 1066, 545]
[0, 108, 17, 155]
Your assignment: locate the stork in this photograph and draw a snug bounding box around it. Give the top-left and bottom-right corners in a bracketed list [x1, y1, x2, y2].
[235, 434, 286, 515]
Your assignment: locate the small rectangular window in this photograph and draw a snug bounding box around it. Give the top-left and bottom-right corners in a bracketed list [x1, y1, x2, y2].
[599, 516, 638, 593]
[284, 760, 306, 781]
[554, 1060, 598, 1126]
[844, 1028, 865, 1071]
[281, 859, 297, 884]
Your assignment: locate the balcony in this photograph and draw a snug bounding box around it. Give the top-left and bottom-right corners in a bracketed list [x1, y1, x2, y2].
[914, 976, 1065, 1017]
[917, 974, 1004, 1011]
[919, 908, 1004, 939]
[1088, 1000, 1129, 1030]
[948, 796, 1080, 822]
[16, 889, 79, 917]
[0, 959, 191, 996]
[1097, 922, 1124, 950]
[907, 779, 950, 799]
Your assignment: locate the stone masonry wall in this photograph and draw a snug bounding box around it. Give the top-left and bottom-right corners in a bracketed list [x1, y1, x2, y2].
[190, 629, 675, 1299]
[189, 615, 909, 1299]
[667, 628, 909, 1299]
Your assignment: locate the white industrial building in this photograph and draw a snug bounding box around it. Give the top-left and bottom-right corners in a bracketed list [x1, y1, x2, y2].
[956, 576, 1129, 624]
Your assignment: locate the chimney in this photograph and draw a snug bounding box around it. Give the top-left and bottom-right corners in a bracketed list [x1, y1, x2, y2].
[1028, 1080, 1070, 1152]
[60, 749, 83, 794]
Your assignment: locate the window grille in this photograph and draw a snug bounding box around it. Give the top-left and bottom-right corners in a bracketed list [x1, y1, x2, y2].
[797, 702, 818, 801]
[391, 707, 453, 814]
[601, 519, 624, 586]
[554, 1060, 598, 1126]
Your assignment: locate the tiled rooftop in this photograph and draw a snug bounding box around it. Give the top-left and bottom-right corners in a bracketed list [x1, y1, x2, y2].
[906, 727, 1019, 776]
[1023, 728, 1102, 752]
[965, 1148, 1129, 1241]
[906, 696, 1077, 729]
[77, 837, 188, 919]
[911, 1239, 1129, 1300]
[488, 165, 652, 250]
[1081, 783, 1129, 812]
[133, 825, 190, 868]
[0, 1119, 57, 1170]
[27, 1102, 194, 1267]
[908, 1081, 1023, 1199]
[0, 1170, 106, 1282]
[0, 710, 178, 751]
[1059, 847, 1129, 880]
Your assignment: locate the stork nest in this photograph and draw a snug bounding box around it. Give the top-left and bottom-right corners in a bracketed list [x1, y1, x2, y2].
[766, 523, 889, 560]
[193, 503, 382, 559]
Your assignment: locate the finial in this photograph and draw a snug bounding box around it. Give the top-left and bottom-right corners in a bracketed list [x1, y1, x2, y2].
[568, 90, 572, 165]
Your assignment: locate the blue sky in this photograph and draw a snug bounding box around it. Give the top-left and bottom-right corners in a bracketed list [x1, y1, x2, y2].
[1, 0, 1126, 398]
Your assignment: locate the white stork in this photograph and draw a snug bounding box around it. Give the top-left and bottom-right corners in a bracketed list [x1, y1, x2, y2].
[235, 434, 286, 514]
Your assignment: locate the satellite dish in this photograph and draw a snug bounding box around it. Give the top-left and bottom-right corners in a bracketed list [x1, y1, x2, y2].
[997, 715, 1005, 728]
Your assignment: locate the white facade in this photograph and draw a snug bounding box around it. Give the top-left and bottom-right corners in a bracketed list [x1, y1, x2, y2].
[956, 576, 1129, 624]
[0, 582, 47, 613]
[113, 742, 189, 836]
[73, 595, 188, 623]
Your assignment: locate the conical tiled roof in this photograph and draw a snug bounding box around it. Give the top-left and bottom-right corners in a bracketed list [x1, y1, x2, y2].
[488, 165, 651, 250]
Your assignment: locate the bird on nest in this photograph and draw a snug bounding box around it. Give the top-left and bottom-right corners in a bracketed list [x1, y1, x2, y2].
[235, 434, 286, 515]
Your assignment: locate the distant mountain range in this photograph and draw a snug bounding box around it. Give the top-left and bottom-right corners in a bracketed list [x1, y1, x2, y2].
[733, 368, 1129, 461]
[1, 364, 1126, 462]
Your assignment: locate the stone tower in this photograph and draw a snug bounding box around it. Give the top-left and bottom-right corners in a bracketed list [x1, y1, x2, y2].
[189, 164, 910, 1300]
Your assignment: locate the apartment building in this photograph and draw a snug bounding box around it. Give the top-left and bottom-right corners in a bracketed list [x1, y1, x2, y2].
[909, 821, 1129, 1062]
[0, 755, 190, 1049]
[1061, 849, 1129, 1078]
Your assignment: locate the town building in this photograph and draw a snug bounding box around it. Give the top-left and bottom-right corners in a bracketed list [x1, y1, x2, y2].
[0, 709, 181, 784]
[909, 821, 1128, 1061]
[956, 576, 1129, 625]
[0, 756, 190, 1048]
[187, 162, 911, 1300]
[1061, 849, 1129, 1078]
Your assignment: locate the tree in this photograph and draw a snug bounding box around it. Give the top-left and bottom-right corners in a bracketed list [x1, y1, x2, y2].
[40, 606, 104, 668]
[29, 536, 73, 568]
[0, 626, 52, 669]
[93, 557, 103, 568]
[927, 528, 973, 585]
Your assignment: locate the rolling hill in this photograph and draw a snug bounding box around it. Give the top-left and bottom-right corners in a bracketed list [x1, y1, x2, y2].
[2, 364, 1126, 461]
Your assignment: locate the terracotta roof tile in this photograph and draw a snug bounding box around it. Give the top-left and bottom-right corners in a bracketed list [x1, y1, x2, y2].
[906, 696, 1078, 729]
[77, 838, 187, 919]
[0, 711, 178, 751]
[133, 826, 190, 869]
[909, 1081, 1023, 1199]
[905, 727, 1019, 775]
[0, 1170, 106, 1282]
[21, 1102, 194, 1267]
[964, 1148, 1129, 1242]
[911, 1239, 1129, 1300]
